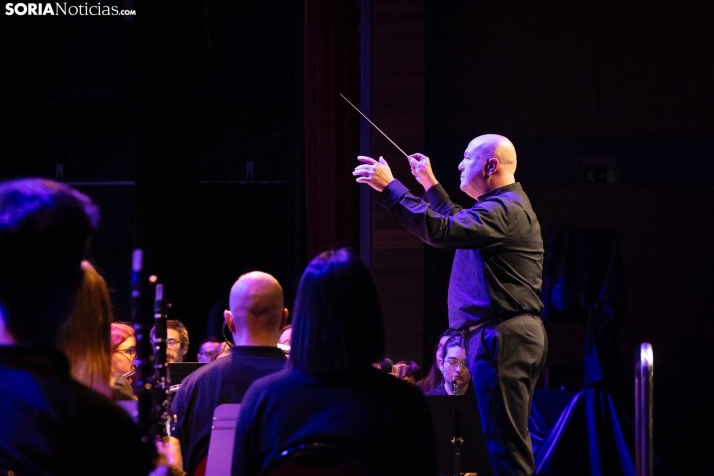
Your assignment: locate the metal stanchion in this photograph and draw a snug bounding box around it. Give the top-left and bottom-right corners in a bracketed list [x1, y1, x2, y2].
[635, 342, 653, 476]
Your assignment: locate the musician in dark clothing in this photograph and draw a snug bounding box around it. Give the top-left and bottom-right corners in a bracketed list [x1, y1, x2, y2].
[424, 335, 473, 396]
[354, 135, 548, 476]
[232, 249, 438, 476]
[171, 271, 288, 476]
[417, 328, 462, 393]
[0, 178, 155, 476]
[0, 346, 154, 476]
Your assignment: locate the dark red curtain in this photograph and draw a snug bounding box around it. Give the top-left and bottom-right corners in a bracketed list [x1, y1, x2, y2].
[304, 0, 361, 259]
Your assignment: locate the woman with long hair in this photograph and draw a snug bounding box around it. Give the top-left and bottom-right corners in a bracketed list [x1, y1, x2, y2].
[57, 260, 112, 398]
[417, 328, 462, 393]
[232, 249, 437, 475]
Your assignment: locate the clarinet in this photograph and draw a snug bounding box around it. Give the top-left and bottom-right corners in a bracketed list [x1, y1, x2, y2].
[130, 250, 166, 443]
[152, 282, 173, 437]
[451, 377, 462, 475]
[130, 250, 153, 442]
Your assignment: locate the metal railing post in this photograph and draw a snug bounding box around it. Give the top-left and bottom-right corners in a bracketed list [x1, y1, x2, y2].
[635, 342, 653, 476]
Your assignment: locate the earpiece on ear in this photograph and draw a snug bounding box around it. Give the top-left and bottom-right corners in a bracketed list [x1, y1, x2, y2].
[486, 158, 496, 175]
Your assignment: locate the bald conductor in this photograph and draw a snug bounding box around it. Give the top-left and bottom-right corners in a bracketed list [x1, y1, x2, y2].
[354, 135, 548, 476]
[172, 271, 288, 475]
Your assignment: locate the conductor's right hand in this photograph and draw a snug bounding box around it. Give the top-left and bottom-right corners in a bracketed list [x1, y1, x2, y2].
[353, 156, 394, 192]
[408, 153, 438, 191]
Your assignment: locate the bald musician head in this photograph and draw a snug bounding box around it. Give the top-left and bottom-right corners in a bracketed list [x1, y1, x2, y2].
[223, 272, 289, 347]
[459, 134, 517, 200]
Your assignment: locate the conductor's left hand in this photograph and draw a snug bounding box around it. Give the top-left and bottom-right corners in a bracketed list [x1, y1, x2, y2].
[353, 156, 394, 192]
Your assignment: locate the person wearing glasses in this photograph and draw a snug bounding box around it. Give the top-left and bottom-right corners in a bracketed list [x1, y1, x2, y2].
[417, 328, 462, 393]
[425, 335, 472, 396]
[151, 319, 189, 363]
[110, 321, 137, 401]
[197, 337, 221, 363]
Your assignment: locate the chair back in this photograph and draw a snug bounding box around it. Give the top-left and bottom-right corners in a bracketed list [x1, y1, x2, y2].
[259, 443, 375, 476]
[205, 403, 242, 476]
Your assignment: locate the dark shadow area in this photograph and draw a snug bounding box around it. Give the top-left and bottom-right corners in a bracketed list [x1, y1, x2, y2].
[1, 0, 306, 354]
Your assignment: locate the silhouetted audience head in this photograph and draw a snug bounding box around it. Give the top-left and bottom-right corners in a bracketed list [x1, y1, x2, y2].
[290, 248, 384, 374]
[151, 319, 189, 363]
[57, 260, 113, 398]
[0, 178, 99, 346]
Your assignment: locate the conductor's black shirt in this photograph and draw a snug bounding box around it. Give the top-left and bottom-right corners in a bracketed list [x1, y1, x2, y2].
[377, 181, 544, 329]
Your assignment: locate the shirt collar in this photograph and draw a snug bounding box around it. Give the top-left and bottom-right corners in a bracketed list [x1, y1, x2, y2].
[229, 345, 287, 358]
[478, 182, 522, 200]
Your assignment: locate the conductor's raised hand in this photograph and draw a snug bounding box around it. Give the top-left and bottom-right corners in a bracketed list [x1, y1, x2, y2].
[408, 153, 438, 191]
[353, 156, 394, 192]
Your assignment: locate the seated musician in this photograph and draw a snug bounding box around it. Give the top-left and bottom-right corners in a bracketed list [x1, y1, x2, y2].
[210, 341, 231, 361]
[417, 328, 462, 393]
[425, 335, 473, 396]
[231, 249, 438, 476]
[151, 319, 190, 363]
[0, 178, 181, 476]
[197, 337, 221, 363]
[111, 321, 138, 401]
[171, 271, 288, 476]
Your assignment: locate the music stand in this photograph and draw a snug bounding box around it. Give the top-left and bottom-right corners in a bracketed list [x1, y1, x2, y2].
[426, 395, 492, 476]
[167, 362, 205, 387]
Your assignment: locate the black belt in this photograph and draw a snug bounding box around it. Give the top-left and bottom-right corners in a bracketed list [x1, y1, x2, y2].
[460, 313, 539, 338]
